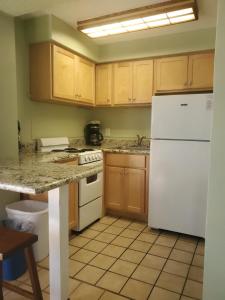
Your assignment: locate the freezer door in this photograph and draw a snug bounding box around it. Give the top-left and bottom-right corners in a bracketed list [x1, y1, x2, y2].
[149, 139, 210, 237]
[151, 94, 213, 140]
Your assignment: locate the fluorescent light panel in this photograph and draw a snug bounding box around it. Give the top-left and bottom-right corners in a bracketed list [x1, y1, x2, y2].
[79, 1, 198, 38]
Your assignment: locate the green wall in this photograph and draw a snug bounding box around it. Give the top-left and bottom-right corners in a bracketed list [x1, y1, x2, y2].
[16, 19, 92, 143]
[203, 1, 225, 299]
[92, 107, 150, 138]
[0, 12, 19, 219]
[99, 28, 216, 62]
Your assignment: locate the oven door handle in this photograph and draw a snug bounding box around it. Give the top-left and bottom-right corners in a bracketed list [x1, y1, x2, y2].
[86, 174, 98, 184]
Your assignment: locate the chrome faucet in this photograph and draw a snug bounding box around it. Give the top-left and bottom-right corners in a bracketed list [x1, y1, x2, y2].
[136, 134, 146, 146]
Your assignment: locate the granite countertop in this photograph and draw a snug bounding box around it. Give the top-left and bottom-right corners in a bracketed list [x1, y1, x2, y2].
[102, 147, 150, 155]
[0, 153, 102, 194]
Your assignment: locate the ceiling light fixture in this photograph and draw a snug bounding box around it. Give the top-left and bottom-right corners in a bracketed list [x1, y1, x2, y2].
[77, 0, 198, 39]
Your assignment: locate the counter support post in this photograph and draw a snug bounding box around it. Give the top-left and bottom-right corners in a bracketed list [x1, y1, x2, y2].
[48, 185, 69, 300]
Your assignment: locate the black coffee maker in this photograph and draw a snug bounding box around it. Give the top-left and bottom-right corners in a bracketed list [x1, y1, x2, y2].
[85, 121, 104, 146]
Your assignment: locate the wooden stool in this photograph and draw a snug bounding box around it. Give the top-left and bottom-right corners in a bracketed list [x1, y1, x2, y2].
[0, 227, 43, 300]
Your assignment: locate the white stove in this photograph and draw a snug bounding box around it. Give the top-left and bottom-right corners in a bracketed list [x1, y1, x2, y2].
[38, 137, 103, 231]
[38, 137, 103, 165]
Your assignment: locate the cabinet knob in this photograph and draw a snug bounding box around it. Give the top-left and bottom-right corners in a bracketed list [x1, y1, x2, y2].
[133, 98, 136, 102]
[128, 98, 132, 102]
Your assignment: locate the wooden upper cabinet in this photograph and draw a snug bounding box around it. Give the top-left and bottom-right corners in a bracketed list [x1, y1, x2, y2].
[155, 56, 189, 92]
[114, 62, 133, 105]
[53, 45, 76, 100]
[95, 64, 112, 106]
[125, 168, 146, 214]
[105, 166, 124, 211]
[133, 60, 153, 104]
[188, 53, 214, 90]
[76, 57, 95, 104]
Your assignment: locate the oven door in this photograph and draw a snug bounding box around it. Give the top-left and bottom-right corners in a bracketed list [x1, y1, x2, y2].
[79, 171, 103, 207]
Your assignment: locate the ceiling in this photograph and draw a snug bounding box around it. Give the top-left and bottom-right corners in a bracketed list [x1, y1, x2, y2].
[0, 0, 218, 44]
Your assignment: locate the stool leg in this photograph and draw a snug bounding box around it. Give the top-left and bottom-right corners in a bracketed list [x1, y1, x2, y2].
[24, 246, 43, 300]
[0, 261, 3, 300]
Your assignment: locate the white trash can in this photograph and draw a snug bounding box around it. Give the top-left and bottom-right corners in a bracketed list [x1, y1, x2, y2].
[6, 200, 48, 262]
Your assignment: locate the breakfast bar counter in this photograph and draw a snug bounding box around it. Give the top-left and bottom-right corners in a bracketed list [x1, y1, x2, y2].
[0, 157, 103, 300]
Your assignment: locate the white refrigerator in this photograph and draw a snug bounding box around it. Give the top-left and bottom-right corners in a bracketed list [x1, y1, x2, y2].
[149, 94, 213, 238]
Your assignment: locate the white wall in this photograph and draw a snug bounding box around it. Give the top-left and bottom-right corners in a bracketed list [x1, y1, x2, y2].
[203, 1, 225, 299]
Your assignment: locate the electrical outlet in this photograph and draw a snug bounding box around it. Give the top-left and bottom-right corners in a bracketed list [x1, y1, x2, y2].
[105, 128, 111, 137]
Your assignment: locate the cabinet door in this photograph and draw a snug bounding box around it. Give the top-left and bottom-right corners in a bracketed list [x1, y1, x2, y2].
[105, 166, 124, 210]
[69, 182, 78, 230]
[53, 45, 75, 100]
[76, 57, 95, 104]
[188, 53, 214, 90]
[96, 64, 112, 106]
[155, 56, 188, 92]
[114, 62, 133, 105]
[125, 168, 146, 214]
[133, 60, 153, 104]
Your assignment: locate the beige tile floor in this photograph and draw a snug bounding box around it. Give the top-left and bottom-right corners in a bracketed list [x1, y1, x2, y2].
[3, 216, 205, 300]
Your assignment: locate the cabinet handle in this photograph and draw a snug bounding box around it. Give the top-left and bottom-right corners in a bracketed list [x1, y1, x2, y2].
[128, 98, 132, 102]
[133, 98, 136, 102]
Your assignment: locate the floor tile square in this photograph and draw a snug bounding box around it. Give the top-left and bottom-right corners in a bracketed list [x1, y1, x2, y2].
[89, 253, 116, 270]
[110, 259, 137, 277]
[149, 245, 172, 258]
[38, 256, 49, 269]
[121, 278, 153, 300]
[104, 225, 124, 235]
[95, 232, 116, 243]
[113, 219, 131, 228]
[25, 268, 49, 289]
[196, 241, 205, 256]
[141, 254, 166, 270]
[120, 249, 145, 264]
[188, 266, 204, 282]
[183, 280, 203, 299]
[99, 216, 118, 225]
[163, 260, 189, 277]
[143, 227, 160, 235]
[101, 244, 126, 258]
[174, 240, 196, 253]
[69, 245, 80, 256]
[90, 222, 109, 232]
[148, 287, 180, 300]
[70, 236, 91, 248]
[97, 271, 127, 293]
[80, 229, 100, 239]
[156, 272, 185, 294]
[111, 236, 134, 247]
[128, 221, 147, 232]
[120, 228, 140, 239]
[169, 249, 193, 264]
[100, 291, 128, 300]
[71, 248, 97, 263]
[155, 236, 177, 248]
[69, 259, 85, 277]
[192, 254, 204, 268]
[70, 282, 104, 300]
[84, 240, 108, 253]
[75, 265, 105, 285]
[137, 233, 158, 243]
[131, 265, 160, 284]
[129, 240, 152, 253]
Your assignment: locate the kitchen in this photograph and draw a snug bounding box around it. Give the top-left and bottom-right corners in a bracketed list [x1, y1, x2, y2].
[0, 0, 224, 300]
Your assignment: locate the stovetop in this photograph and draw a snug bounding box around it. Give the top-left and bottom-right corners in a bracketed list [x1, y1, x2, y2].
[51, 148, 95, 153]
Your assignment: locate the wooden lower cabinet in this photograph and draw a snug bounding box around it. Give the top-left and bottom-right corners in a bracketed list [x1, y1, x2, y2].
[21, 181, 78, 230]
[105, 166, 125, 211]
[104, 153, 148, 218]
[125, 168, 146, 214]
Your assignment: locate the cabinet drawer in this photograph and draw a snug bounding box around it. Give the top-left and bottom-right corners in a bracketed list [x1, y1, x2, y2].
[105, 153, 146, 169]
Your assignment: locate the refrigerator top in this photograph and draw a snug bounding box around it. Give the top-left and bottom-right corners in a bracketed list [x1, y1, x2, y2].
[151, 93, 213, 141]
